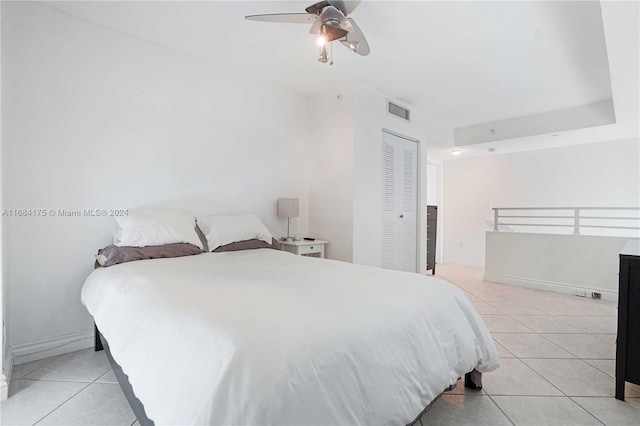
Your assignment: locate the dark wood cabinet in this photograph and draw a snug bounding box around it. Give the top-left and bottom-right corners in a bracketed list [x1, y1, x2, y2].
[616, 240, 640, 400]
[427, 205, 437, 275]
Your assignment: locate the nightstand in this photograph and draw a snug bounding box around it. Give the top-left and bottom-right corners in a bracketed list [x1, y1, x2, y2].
[278, 240, 328, 258]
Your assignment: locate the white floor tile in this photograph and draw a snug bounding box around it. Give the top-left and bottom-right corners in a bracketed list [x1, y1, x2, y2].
[493, 340, 515, 358]
[480, 315, 534, 333]
[508, 315, 583, 333]
[465, 290, 519, 302]
[10, 358, 57, 381]
[492, 333, 575, 359]
[481, 358, 562, 396]
[555, 316, 618, 334]
[485, 302, 547, 316]
[593, 334, 617, 345]
[0, 380, 88, 425]
[523, 358, 640, 397]
[572, 396, 640, 426]
[542, 333, 616, 359]
[95, 370, 118, 384]
[575, 302, 618, 317]
[585, 359, 616, 377]
[492, 396, 602, 426]
[38, 383, 136, 425]
[421, 395, 511, 425]
[24, 349, 111, 382]
[471, 301, 503, 315]
[525, 301, 591, 316]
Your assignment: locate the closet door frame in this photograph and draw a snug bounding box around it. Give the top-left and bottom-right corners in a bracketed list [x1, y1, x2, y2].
[381, 128, 424, 273]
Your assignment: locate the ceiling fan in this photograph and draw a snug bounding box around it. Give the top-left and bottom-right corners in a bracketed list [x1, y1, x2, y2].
[245, 0, 370, 65]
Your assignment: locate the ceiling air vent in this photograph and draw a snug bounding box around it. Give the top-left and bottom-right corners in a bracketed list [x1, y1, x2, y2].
[387, 100, 410, 121]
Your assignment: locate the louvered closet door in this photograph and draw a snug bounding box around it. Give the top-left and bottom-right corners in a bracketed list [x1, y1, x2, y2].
[382, 131, 418, 272]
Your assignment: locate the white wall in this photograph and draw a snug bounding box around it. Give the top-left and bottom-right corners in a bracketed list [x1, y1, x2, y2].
[485, 232, 635, 300]
[308, 90, 354, 262]
[425, 162, 444, 264]
[442, 138, 640, 267]
[426, 163, 439, 207]
[2, 2, 310, 362]
[0, 0, 6, 398]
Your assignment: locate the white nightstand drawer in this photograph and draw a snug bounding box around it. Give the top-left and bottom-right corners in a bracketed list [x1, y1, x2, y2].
[278, 239, 327, 258]
[299, 244, 322, 255]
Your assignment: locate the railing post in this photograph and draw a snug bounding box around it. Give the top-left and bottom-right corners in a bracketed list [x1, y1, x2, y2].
[494, 208, 499, 231]
[574, 208, 580, 235]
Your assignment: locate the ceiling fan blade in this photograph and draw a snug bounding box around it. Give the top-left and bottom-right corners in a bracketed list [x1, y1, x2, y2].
[328, 1, 361, 16]
[309, 5, 347, 34]
[342, 17, 370, 56]
[245, 13, 316, 24]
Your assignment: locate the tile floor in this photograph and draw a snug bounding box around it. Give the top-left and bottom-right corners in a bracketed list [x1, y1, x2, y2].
[1, 264, 638, 425]
[422, 264, 640, 426]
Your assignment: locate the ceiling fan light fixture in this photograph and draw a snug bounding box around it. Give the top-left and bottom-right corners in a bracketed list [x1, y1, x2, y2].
[316, 35, 326, 46]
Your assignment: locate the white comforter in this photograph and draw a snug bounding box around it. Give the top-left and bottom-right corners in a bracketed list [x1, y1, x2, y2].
[81, 249, 499, 425]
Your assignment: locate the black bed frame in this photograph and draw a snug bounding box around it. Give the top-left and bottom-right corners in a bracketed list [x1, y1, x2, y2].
[95, 324, 154, 426]
[94, 324, 482, 426]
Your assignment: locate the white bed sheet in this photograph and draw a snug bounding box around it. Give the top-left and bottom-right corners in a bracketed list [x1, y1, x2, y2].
[81, 249, 499, 425]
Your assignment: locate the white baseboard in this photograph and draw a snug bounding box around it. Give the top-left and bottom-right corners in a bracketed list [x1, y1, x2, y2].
[12, 329, 94, 366]
[1, 350, 12, 401]
[483, 272, 618, 303]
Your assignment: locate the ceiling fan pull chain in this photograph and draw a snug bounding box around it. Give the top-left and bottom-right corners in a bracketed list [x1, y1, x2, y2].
[330, 41, 334, 66]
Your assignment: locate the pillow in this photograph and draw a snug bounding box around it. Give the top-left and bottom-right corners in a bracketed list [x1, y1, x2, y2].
[114, 210, 203, 249]
[197, 214, 273, 252]
[213, 238, 280, 253]
[95, 243, 202, 268]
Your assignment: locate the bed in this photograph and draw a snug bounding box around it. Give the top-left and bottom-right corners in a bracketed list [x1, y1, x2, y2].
[82, 248, 499, 425]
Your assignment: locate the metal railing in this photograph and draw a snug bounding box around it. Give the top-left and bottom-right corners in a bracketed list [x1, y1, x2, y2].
[492, 207, 640, 236]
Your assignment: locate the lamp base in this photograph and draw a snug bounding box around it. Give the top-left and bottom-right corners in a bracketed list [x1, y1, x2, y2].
[285, 237, 294, 242]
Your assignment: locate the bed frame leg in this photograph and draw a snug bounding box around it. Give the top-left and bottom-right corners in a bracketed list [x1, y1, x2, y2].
[464, 369, 482, 390]
[94, 323, 104, 352]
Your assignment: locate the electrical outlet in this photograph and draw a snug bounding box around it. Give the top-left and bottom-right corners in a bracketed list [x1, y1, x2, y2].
[458, 241, 464, 249]
[575, 290, 587, 297]
[592, 292, 602, 300]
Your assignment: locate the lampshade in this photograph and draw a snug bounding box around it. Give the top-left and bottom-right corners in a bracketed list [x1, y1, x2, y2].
[277, 198, 299, 218]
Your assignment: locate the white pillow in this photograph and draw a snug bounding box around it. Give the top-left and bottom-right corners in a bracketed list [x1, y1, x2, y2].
[114, 210, 203, 249]
[197, 214, 273, 252]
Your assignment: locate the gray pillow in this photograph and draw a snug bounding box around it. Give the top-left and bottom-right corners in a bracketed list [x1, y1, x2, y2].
[213, 238, 280, 253]
[95, 243, 203, 268]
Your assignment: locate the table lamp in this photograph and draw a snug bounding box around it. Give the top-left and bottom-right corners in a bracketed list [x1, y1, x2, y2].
[277, 198, 299, 241]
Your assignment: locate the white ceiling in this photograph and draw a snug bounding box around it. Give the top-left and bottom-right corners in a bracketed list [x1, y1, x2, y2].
[46, 1, 639, 160]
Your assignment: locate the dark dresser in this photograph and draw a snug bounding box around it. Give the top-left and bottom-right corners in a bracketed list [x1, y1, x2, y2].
[616, 239, 640, 400]
[427, 205, 437, 275]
